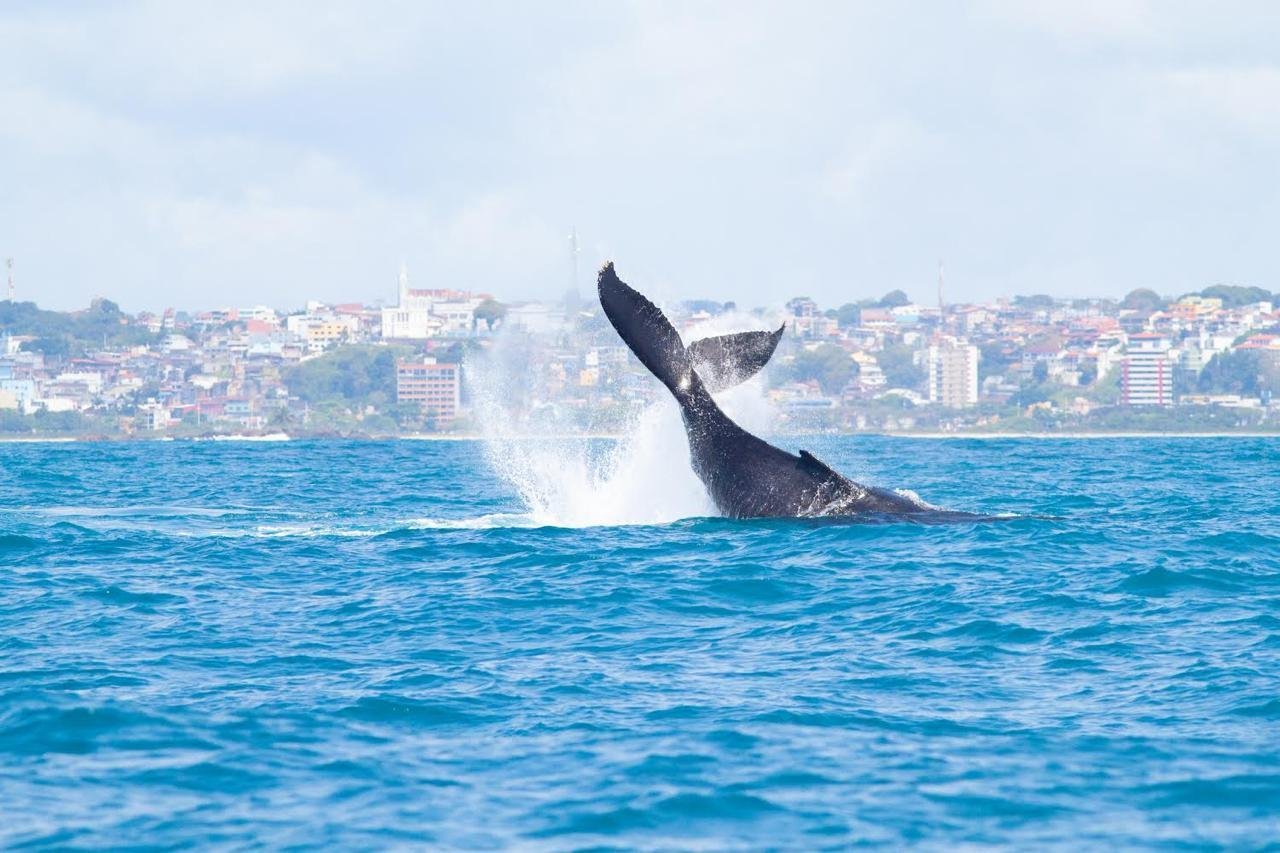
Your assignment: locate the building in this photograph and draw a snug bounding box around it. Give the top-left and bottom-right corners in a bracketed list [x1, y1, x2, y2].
[1122, 334, 1173, 406]
[396, 357, 461, 426]
[285, 312, 359, 352]
[927, 338, 979, 408]
[380, 264, 488, 340]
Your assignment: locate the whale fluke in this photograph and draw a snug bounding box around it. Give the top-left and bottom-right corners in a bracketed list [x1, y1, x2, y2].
[599, 261, 785, 396]
[688, 325, 785, 393]
[598, 262, 700, 399]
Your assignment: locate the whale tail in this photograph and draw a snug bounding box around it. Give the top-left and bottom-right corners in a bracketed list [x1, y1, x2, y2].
[597, 262, 782, 399]
[688, 325, 785, 393]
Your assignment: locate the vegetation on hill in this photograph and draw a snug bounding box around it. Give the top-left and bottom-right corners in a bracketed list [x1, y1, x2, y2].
[283, 345, 411, 408]
[1197, 350, 1280, 397]
[776, 343, 858, 395]
[1196, 284, 1275, 308]
[0, 298, 154, 355]
[0, 409, 94, 434]
[1121, 288, 1166, 313]
[877, 343, 925, 389]
[1014, 294, 1055, 309]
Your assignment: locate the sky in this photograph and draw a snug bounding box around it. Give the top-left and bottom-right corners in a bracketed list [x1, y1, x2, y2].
[2, 1, 1279, 312]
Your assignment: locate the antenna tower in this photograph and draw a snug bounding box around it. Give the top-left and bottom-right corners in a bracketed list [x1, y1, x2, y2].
[568, 227, 580, 293]
[937, 259, 944, 314]
[5, 258, 12, 302]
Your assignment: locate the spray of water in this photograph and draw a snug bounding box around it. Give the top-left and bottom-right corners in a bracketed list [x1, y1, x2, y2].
[469, 310, 781, 527]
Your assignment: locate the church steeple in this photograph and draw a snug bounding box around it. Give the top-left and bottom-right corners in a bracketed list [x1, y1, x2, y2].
[398, 262, 409, 306]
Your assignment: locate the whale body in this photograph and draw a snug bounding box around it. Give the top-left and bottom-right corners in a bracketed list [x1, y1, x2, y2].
[598, 262, 981, 520]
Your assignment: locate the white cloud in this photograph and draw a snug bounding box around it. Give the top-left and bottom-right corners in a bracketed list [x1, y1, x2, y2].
[1, 2, 1279, 309]
[977, 0, 1154, 41]
[1160, 66, 1280, 140]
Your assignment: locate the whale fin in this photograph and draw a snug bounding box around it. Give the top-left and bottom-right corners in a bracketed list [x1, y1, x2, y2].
[798, 449, 847, 482]
[598, 262, 699, 399]
[687, 325, 785, 393]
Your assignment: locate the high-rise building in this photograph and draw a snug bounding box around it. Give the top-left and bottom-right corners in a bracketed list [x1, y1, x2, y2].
[396, 357, 461, 425]
[927, 338, 979, 408]
[1122, 334, 1173, 406]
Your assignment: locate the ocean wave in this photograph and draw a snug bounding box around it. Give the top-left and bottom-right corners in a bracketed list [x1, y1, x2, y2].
[4, 436, 1280, 848]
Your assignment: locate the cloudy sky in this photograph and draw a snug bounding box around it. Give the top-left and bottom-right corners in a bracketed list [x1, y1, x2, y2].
[2, 1, 1278, 311]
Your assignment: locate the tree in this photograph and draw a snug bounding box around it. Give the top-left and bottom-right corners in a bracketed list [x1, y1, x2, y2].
[1198, 284, 1274, 308]
[781, 344, 858, 395]
[21, 337, 71, 357]
[284, 345, 408, 407]
[1014, 294, 1055, 309]
[878, 344, 925, 389]
[978, 342, 1018, 380]
[474, 299, 507, 331]
[878, 290, 910, 308]
[0, 297, 151, 356]
[834, 303, 861, 328]
[1197, 350, 1280, 397]
[1121, 288, 1166, 313]
[268, 406, 295, 429]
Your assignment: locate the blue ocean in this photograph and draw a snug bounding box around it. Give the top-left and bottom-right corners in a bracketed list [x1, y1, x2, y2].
[3, 433, 1279, 848]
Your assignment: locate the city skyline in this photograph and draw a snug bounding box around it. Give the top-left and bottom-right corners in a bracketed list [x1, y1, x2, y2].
[0, 257, 1267, 318]
[3, 2, 1279, 312]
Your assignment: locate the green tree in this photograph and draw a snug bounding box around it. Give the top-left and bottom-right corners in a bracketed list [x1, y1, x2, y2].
[878, 343, 925, 389]
[783, 344, 858, 395]
[1121, 288, 1166, 313]
[21, 337, 71, 357]
[1198, 284, 1274, 308]
[0, 297, 151, 356]
[978, 342, 1018, 380]
[474, 299, 507, 331]
[1197, 350, 1280, 396]
[1014, 294, 1055, 309]
[833, 303, 861, 328]
[284, 345, 409, 408]
[878, 290, 910, 308]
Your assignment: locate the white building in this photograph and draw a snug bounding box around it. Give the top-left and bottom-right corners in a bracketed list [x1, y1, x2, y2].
[506, 302, 567, 336]
[285, 311, 360, 352]
[851, 351, 886, 390]
[927, 338, 979, 408]
[238, 305, 280, 326]
[1122, 334, 1173, 406]
[380, 264, 485, 340]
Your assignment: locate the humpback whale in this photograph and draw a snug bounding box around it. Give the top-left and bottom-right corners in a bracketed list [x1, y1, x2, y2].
[598, 262, 981, 520]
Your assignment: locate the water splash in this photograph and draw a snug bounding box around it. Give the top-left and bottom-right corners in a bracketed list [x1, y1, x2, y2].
[469, 310, 781, 527]
[476, 401, 713, 528]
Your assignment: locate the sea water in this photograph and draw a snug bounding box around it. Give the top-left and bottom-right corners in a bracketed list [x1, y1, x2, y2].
[2, 434, 1278, 847]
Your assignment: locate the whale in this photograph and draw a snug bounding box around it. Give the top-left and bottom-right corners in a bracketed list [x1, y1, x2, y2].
[597, 262, 983, 521]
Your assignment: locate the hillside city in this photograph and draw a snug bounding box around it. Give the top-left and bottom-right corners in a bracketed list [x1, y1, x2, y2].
[2, 265, 1279, 438]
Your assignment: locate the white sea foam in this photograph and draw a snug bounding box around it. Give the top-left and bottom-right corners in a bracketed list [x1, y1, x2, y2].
[207, 432, 290, 442]
[892, 488, 938, 510]
[409, 513, 542, 530]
